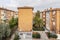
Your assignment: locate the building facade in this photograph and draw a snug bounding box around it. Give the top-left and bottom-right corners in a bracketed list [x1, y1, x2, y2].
[18, 6, 33, 39]
[18, 6, 33, 32]
[0, 8, 17, 23]
[40, 8, 60, 34]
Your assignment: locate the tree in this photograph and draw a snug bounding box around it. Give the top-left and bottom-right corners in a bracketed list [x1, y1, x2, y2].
[0, 23, 11, 40]
[35, 10, 40, 18]
[33, 10, 44, 31]
[33, 17, 43, 27]
[14, 18, 18, 26]
[9, 17, 18, 37]
[9, 17, 18, 29]
[9, 17, 15, 29]
[33, 10, 43, 27]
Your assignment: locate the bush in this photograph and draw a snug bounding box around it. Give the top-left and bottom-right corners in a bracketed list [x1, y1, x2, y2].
[32, 32, 40, 38]
[47, 32, 57, 38]
[0, 23, 11, 40]
[33, 26, 45, 31]
[9, 17, 18, 29]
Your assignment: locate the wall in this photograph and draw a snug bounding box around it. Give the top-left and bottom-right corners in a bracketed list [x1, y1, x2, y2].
[18, 8, 33, 32]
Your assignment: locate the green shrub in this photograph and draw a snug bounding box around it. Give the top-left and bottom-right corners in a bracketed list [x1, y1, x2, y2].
[33, 26, 45, 31]
[9, 17, 18, 29]
[32, 33, 40, 38]
[47, 32, 57, 38]
[0, 23, 11, 40]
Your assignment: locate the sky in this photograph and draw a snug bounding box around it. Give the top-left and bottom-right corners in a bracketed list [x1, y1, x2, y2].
[0, 0, 60, 12]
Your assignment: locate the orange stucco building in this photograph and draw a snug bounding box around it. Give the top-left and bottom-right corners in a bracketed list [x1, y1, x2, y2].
[18, 6, 33, 32]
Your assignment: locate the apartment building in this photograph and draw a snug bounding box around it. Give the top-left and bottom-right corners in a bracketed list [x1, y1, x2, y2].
[40, 8, 60, 34]
[0, 8, 17, 23]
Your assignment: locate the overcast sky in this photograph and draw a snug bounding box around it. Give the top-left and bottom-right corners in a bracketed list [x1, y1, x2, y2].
[0, 0, 60, 11]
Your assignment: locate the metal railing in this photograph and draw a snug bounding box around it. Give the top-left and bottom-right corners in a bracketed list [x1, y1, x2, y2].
[43, 27, 56, 34]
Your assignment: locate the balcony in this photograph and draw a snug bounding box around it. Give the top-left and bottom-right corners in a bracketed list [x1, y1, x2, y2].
[1, 16, 6, 20]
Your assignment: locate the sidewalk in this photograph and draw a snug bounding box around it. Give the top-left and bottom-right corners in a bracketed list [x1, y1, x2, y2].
[10, 33, 15, 40]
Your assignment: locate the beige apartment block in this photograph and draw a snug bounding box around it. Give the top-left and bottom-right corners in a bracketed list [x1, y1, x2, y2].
[6, 10, 16, 23]
[0, 8, 16, 23]
[18, 6, 33, 32]
[41, 8, 60, 34]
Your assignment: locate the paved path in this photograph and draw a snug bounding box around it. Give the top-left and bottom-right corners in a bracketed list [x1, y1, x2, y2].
[10, 30, 17, 40]
[10, 33, 15, 40]
[40, 31, 49, 40]
[20, 38, 32, 40]
[33, 39, 41, 40]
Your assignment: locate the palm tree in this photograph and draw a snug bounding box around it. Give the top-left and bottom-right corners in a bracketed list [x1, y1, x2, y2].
[33, 16, 43, 27]
[33, 10, 44, 31]
[35, 10, 40, 18]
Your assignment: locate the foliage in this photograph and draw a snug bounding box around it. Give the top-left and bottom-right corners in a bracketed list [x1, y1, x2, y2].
[9, 17, 18, 29]
[32, 32, 40, 38]
[35, 10, 40, 18]
[33, 17, 43, 27]
[33, 10, 44, 31]
[0, 17, 18, 40]
[47, 32, 57, 38]
[14, 18, 18, 26]
[33, 26, 45, 31]
[0, 23, 11, 40]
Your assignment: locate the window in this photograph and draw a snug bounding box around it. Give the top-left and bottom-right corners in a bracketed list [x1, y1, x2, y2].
[53, 11, 56, 15]
[53, 22, 55, 26]
[43, 15, 45, 17]
[1, 10, 4, 14]
[1, 10, 6, 16]
[20, 33, 23, 35]
[43, 19, 45, 21]
[52, 18, 55, 21]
